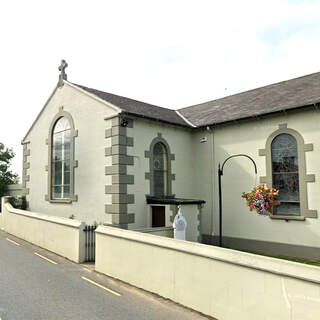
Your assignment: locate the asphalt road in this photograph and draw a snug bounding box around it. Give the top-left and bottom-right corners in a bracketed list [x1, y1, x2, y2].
[0, 230, 211, 320]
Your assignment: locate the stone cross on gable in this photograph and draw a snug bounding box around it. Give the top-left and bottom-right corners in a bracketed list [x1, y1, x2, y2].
[58, 59, 68, 87]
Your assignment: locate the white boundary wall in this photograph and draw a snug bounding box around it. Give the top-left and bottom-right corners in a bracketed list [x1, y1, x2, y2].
[95, 225, 320, 320]
[1, 197, 86, 263]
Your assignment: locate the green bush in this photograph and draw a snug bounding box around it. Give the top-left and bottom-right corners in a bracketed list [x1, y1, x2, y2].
[7, 196, 27, 210]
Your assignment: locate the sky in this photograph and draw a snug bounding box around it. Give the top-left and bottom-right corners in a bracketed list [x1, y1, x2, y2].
[1, 0, 320, 178]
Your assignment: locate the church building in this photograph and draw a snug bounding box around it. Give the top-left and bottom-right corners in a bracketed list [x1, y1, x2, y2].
[21, 61, 320, 259]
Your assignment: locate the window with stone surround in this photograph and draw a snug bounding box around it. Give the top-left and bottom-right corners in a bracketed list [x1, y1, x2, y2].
[145, 133, 175, 198]
[51, 117, 71, 199]
[259, 124, 316, 220]
[271, 133, 300, 215]
[153, 142, 168, 197]
[45, 109, 78, 203]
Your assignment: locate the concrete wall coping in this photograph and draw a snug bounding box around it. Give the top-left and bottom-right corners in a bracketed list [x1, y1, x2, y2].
[6, 203, 84, 229]
[96, 225, 320, 284]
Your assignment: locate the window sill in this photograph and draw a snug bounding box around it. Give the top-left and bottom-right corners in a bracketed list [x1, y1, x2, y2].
[49, 199, 73, 204]
[269, 215, 305, 221]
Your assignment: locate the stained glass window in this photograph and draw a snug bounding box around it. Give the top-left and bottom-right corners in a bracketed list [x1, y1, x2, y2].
[51, 117, 71, 199]
[153, 142, 168, 197]
[271, 133, 300, 215]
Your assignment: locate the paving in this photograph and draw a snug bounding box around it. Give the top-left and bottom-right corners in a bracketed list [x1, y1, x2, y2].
[0, 229, 213, 320]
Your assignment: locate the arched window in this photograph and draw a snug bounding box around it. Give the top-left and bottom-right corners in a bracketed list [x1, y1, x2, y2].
[271, 134, 299, 215]
[259, 124, 316, 219]
[153, 142, 168, 197]
[145, 134, 175, 198]
[51, 117, 71, 199]
[45, 109, 78, 203]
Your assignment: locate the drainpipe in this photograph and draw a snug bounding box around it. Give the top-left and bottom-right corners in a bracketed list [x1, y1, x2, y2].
[208, 126, 215, 240]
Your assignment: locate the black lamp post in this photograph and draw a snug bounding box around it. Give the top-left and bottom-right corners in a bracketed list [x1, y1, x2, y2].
[218, 154, 257, 247]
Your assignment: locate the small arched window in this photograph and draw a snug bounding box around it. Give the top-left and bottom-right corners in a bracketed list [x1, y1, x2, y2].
[271, 134, 300, 215]
[145, 134, 175, 198]
[153, 142, 168, 197]
[51, 117, 71, 199]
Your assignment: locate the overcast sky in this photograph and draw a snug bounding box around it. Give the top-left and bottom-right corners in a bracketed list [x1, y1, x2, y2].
[1, 0, 320, 178]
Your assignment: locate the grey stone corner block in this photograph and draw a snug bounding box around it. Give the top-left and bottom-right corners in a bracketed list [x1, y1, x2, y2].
[105, 184, 127, 194]
[304, 209, 318, 218]
[112, 174, 134, 184]
[259, 176, 268, 184]
[112, 126, 127, 137]
[105, 204, 128, 214]
[305, 174, 315, 183]
[111, 135, 127, 146]
[105, 146, 127, 156]
[105, 213, 135, 224]
[112, 155, 134, 165]
[258, 149, 266, 156]
[105, 165, 127, 175]
[144, 150, 150, 158]
[112, 194, 135, 204]
[304, 143, 313, 152]
[126, 137, 134, 147]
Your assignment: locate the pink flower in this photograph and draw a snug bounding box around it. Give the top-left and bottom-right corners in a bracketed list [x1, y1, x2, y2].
[266, 203, 270, 208]
[250, 203, 254, 207]
[270, 200, 274, 204]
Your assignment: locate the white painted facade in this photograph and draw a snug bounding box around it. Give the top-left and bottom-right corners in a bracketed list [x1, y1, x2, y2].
[22, 80, 320, 257]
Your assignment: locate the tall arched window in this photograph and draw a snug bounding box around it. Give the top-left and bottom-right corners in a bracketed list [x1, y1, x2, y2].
[52, 117, 71, 199]
[153, 142, 168, 197]
[271, 133, 299, 215]
[45, 109, 78, 203]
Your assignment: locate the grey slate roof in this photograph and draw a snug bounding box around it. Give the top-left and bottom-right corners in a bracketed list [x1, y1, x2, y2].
[178, 72, 320, 127]
[74, 72, 320, 129]
[73, 83, 190, 127]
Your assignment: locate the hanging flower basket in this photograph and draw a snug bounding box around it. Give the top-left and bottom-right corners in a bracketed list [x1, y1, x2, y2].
[242, 184, 281, 216]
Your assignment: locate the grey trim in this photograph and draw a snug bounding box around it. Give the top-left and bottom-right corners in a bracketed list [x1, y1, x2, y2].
[108, 213, 135, 224]
[269, 215, 305, 221]
[105, 116, 135, 228]
[105, 165, 127, 175]
[105, 184, 127, 194]
[105, 146, 127, 156]
[45, 109, 78, 203]
[145, 135, 175, 197]
[112, 175, 134, 184]
[202, 234, 320, 261]
[259, 124, 317, 218]
[126, 137, 134, 146]
[22, 144, 31, 198]
[112, 155, 134, 165]
[105, 204, 128, 214]
[111, 135, 127, 146]
[112, 194, 135, 204]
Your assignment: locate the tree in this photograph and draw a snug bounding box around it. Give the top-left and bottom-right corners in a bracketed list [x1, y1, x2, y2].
[0, 142, 19, 201]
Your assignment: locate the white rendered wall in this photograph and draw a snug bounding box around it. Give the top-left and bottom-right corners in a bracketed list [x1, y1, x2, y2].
[23, 83, 118, 224]
[127, 119, 197, 229]
[208, 109, 320, 248]
[1, 198, 85, 263]
[96, 226, 320, 320]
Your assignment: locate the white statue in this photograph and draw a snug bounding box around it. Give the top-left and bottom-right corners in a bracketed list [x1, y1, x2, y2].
[173, 206, 187, 240]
